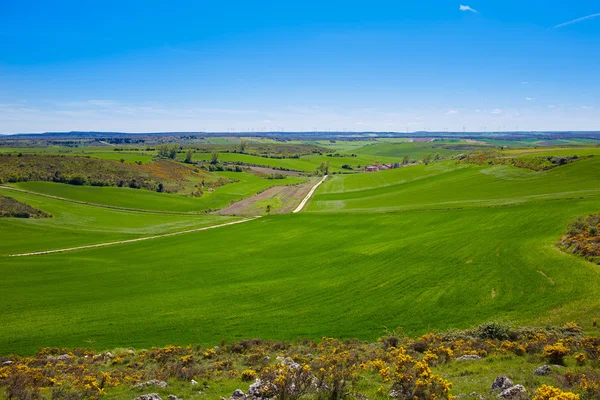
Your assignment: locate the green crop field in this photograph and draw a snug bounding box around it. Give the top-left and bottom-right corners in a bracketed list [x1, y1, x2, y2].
[1, 141, 600, 357]
[10, 171, 307, 213]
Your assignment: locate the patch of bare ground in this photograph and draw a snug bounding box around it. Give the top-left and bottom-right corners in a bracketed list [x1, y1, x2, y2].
[216, 179, 317, 216]
[248, 166, 303, 176]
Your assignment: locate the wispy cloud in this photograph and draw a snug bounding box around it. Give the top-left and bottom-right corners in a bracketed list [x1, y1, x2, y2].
[491, 108, 503, 114]
[445, 109, 458, 115]
[554, 13, 600, 29]
[526, 97, 534, 101]
[459, 5, 479, 13]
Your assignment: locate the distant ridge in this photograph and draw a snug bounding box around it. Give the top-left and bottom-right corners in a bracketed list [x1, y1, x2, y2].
[3, 130, 600, 140]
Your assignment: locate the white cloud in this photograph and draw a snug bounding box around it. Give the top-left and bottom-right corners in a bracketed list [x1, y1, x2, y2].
[445, 109, 458, 115]
[526, 97, 533, 101]
[521, 81, 529, 85]
[581, 105, 593, 110]
[491, 108, 502, 114]
[475, 109, 481, 113]
[459, 5, 479, 13]
[554, 13, 600, 29]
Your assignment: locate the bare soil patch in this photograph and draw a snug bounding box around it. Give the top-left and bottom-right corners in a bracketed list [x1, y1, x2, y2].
[216, 179, 317, 216]
[248, 166, 303, 176]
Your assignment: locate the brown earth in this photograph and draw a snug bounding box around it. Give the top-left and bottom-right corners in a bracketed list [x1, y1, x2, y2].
[216, 179, 317, 216]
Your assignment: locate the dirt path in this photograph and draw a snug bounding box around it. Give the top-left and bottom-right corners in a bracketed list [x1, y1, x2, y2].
[0, 185, 202, 216]
[7, 217, 260, 257]
[216, 181, 316, 216]
[293, 175, 327, 213]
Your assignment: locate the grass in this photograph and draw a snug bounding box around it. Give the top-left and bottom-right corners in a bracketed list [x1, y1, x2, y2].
[1, 140, 600, 360]
[309, 157, 600, 212]
[11, 171, 307, 212]
[0, 188, 238, 257]
[192, 152, 398, 172]
[2, 198, 600, 354]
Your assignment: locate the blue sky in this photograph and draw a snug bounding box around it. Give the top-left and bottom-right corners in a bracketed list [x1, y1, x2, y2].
[0, 0, 599, 133]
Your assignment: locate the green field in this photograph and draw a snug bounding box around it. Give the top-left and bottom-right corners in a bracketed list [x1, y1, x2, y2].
[10, 171, 307, 213]
[1, 141, 600, 356]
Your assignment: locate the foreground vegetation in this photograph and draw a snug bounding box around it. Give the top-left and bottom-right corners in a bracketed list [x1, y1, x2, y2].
[2, 322, 600, 399]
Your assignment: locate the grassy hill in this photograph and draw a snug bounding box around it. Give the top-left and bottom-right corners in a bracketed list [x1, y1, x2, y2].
[1, 141, 600, 359]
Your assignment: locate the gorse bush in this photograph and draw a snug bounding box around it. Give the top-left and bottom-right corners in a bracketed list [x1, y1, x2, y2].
[560, 213, 600, 263]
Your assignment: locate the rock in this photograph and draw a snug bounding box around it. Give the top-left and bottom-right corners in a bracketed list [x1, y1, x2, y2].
[497, 385, 526, 399]
[280, 357, 301, 369]
[105, 351, 114, 359]
[134, 380, 168, 389]
[167, 395, 180, 400]
[127, 349, 135, 355]
[191, 379, 199, 386]
[134, 394, 162, 400]
[469, 392, 484, 399]
[457, 354, 481, 361]
[56, 354, 70, 361]
[231, 389, 245, 398]
[2, 361, 13, 366]
[248, 379, 266, 398]
[490, 376, 514, 393]
[534, 365, 552, 376]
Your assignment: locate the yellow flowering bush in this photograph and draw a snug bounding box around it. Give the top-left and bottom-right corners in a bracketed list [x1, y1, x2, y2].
[544, 342, 570, 365]
[533, 384, 580, 400]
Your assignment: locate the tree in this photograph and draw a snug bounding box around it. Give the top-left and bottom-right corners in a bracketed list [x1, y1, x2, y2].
[185, 150, 193, 163]
[265, 204, 272, 215]
[422, 154, 432, 165]
[210, 150, 220, 164]
[168, 146, 177, 160]
[239, 140, 248, 153]
[434, 153, 442, 161]
[317, 161, 330, 175]
[402, 155, 410, 165]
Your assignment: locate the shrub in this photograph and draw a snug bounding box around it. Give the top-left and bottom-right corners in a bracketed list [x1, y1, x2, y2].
[240, 369, 257, 382]
[543, 342, 570, 365]
[474, 321, 513, 340]
[533, 385, 580, 400]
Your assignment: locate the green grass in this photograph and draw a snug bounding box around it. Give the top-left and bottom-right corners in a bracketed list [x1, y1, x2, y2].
[2, 140, 600, 357]
[309, 157, 600, 212]
[2, 197, 600, 354]
[0, 147, 155, 163]
[0, 188, 237, 257]
[347, 141, 474, 159]
[11, 171, 307, 212]
[192, 152, 398, 172]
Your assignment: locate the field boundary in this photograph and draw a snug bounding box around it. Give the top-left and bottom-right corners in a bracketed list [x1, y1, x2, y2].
[0, 185, 206, 216]
[7, 217, 260, 257]
[293, 175, 327, 213]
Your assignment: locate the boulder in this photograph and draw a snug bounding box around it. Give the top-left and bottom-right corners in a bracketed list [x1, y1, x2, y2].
[134, 380, 168, 389]
[134, 394, 162, 400]
[167, 396, 180, 400]
[248, 379, 266, 398]
[534, 365, 552, 376]
[2, 361, 13, 366]
[457, 354, 481, 361]
[490, 376, 514, 393]
[497, 384, 526, 399]
[191, 379, 199, 386]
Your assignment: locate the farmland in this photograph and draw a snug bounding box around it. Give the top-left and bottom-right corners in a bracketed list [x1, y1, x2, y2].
[2, 136, 600, 398]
